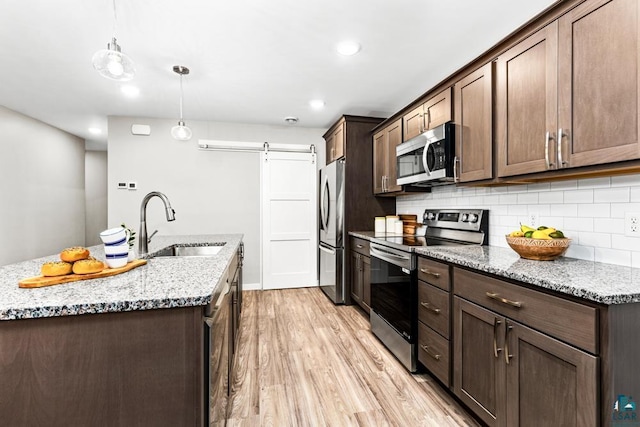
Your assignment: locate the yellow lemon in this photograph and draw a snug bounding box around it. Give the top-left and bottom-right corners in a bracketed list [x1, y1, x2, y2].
[509, 231, 524, 237]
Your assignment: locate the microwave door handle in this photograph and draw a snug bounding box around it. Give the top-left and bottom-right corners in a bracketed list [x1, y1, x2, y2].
[422, 143, 432, 175]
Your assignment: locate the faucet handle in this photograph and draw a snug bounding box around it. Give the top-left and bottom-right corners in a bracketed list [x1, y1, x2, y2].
[147, 230, 158, 243]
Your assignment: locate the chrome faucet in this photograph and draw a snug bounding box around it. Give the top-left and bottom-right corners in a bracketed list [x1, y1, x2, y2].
[139, 191, 176, 255]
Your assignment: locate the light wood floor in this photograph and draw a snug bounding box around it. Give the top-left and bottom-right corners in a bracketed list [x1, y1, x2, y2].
[225, 287, 480, 427]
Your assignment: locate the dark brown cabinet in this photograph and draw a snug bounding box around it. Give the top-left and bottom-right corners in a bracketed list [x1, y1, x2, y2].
[325, 121, 345, 163]
[498, 0, 640, 177]
[454, 62, 494, 183]
[453, 268, 598, 427]
[403, 87, 452, 142]
[416, 257, 452, 387]
[373, 119, 402, 194]
[350, 237, 371, 313]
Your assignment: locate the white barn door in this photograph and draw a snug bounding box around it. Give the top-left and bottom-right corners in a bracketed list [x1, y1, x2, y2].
[261, 150, 317, 289]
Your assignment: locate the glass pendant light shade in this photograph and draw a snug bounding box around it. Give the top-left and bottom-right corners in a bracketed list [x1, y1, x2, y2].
[92, 38, 135, 81]
[171, 121, 192, 141]
[172, 65, 192, 141]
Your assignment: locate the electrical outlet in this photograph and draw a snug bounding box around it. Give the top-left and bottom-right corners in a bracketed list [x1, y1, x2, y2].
[625, 213, 640, 237]
[528, 212, 538, 228]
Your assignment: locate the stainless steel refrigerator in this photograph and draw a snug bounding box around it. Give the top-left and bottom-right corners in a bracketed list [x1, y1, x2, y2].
[319, 159, 345, 303]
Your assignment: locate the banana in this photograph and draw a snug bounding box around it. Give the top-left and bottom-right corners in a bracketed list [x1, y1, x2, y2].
[520, 223, 535, 233]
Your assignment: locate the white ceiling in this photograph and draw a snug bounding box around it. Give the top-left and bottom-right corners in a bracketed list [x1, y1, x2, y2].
[0, 0, 557, 148]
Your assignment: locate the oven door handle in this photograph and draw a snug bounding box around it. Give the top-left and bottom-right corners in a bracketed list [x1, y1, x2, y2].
[370, 245, 411, 267]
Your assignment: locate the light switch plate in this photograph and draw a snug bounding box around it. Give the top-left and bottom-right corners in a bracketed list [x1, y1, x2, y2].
[128, 182, 138, 190]
[117, 182, 127, 189]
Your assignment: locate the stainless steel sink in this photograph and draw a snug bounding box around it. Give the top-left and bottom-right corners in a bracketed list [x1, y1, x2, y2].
[151, 244, 225, 258]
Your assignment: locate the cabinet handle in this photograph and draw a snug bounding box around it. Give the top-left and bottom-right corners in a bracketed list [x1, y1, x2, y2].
[426, 109, 431, 129]
[557, 128, 568, 167]
[504, 320, 513, 365]
[420, 344, 441, 361]
[493, 318, 502, 358]
[420, 268, 440, 278]
[384, 175, 387, 192]
[356, 244, 364, 249]
[453, 156, 460, 182]
[420, 301, 441, 314]
[419, 113, 424, 133]
[545, 131, 554, 168]
[486, 292, 522, 308]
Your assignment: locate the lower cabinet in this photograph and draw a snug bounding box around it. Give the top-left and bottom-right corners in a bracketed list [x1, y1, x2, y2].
[350, 237, 371, 313]
[453, 269, 598, 427]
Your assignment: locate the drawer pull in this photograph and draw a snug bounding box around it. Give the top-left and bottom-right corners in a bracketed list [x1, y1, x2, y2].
[356, 244, 364, 249]
[420, 345, 441, 361]
[420, 268, 441, 278]
[493, 317, 502, 358]
[486, 292, 522, 308]
[420, 301, 441, 314]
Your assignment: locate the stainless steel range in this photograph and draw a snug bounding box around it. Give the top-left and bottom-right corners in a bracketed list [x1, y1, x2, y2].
[369, 209, 488, 372]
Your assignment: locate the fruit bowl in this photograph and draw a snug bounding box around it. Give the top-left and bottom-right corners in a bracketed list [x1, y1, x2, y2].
[505, 235, 571, 261]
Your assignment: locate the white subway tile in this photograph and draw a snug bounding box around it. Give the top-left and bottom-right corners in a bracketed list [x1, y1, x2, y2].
[508, 205, 528, 216]
[550, 204, 578, 217]
[539, 191, 564, 204]
[578, 177, 610, 189]
[564, 189, 594, 203]
[577, 203, 610, 218]
[499, 194, 518, 205]
[489, 205, 509, 216]
[578, 231, 611, 247]
[531, 204, 551, 216]
[564, 217, 593, 232]
[632, 252, 640, 269]
[630, 187, 640, 202]
[527, 182, 550, 192]
[594, 187, 629, 203]
[611, 174, 640, 187]
[483, 195, 500, 205]
[594, 218, 625, 234]
[469, 195, 485, 206]
[508, 185, 527, 193]
[550, 180, 578, 191]
[611, 202, 640, 218]
[612, 234, 640, 251]
[518, 193, 539, 204]
[476, 187, 490, 195]
[491, 186, 509, 194]
[565, 244, 594, 261]
[594, 248, 631, 267]
[500, 215, 519, 226]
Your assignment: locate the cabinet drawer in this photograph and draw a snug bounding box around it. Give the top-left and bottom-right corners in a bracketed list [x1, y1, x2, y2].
[350, 237, 370, 257]
[454, 268, 598, 353]
[418, 281, 450, 338]
[417, 257, 450, 291]
[418, 321, 450, 387]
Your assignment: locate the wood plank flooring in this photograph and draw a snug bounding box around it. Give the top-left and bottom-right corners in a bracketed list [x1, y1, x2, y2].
[225, 287, 480, 427]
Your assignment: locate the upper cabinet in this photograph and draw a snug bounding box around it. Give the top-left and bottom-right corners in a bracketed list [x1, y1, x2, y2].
[403, 87, 452, 142]
[498, 0, 640, 177]
[454, 62, 494, 183]
[325, 121, 345, 163]
[373, 119, 402, 194]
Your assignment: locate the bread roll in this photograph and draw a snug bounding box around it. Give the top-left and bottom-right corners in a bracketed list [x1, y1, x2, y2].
[60, 247, 90, 263]
[41, 261, 73, 277]
[72, 258, 105, 275]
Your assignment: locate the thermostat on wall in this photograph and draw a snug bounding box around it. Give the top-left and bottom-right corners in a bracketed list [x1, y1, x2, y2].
[131, 124, 151, 136]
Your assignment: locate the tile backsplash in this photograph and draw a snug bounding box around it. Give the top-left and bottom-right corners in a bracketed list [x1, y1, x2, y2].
[396, 174, 640, 268]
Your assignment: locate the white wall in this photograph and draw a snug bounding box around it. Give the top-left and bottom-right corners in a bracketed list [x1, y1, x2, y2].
[85, 150, 108, 246]
[397, 175, 640, 268]
[107, 116, 325, 285]
[0, 106, 86, 266]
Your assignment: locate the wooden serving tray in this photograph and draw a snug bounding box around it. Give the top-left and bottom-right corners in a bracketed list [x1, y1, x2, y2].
[19, 259, 147, 288]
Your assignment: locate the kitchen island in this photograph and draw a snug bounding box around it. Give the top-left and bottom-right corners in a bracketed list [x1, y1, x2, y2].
[0, 234, 242, 426]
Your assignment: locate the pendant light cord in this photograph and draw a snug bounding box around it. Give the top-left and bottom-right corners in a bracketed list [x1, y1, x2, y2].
[179, 74, 184, 121]
[112, 0, 118, 38]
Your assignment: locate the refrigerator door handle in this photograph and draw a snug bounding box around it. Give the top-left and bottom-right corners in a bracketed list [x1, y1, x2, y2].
[320, 178, 330, 230]
[319, 245, 336, 255]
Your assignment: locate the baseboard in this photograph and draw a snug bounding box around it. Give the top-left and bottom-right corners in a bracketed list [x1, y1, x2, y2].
[242, 282, 319, 291]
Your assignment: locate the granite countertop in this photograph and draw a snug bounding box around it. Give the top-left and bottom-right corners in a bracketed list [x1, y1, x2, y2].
[349, 231, 640, 305]
[0, 234, 242, 321]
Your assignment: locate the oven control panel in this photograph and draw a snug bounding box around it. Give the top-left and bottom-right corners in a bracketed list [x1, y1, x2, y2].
[423, 209, 488, 233]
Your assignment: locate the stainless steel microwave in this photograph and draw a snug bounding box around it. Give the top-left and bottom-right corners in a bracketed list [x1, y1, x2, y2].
[396, 122, 455, 186]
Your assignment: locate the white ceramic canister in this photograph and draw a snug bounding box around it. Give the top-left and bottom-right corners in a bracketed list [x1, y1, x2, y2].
[394, 220, 403, 235]
[386, 216, 399, 234]
[374, 217, 386, 235]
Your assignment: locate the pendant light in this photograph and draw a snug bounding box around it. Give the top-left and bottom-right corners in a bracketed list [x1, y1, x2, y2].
[171, 65, 192, 141]
[92, 0, 135, 81]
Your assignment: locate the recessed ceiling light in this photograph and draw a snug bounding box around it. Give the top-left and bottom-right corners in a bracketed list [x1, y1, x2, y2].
[88, 127, 102, 135]
[309, 99, 325, 110]
[284, 116, 299, 124]
[336, 41, 361, 56]
[120, 85, 140, 97]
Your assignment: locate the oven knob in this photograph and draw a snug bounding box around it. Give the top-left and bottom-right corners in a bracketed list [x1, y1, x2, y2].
[468, 213, 479, 223]
[461, 213, 469, 222]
